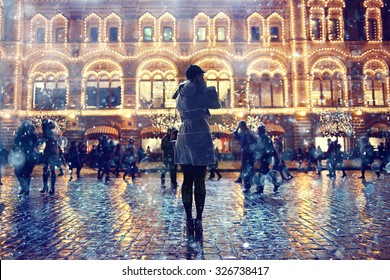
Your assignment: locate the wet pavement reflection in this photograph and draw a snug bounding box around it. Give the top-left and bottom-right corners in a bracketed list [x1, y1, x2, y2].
[0, 168, 389, 260]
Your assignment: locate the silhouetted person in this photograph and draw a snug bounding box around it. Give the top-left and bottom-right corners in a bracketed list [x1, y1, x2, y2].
[40, 119, 60, 195]
[233, 121, 257, 192]
[255, 125, 279, 194]
[113, 143, 122, 178]
[68, 140, 81, 181]
[123, 138, 137, 183]
[78, 141, 87, 177]
[173, 64, 221, 244]
[273, 136, 293, 180]
[12, 121, 38, 196]
[101, 137, 114, 183]
[359, 137, 379, 179]
[161, 128, 178, 188]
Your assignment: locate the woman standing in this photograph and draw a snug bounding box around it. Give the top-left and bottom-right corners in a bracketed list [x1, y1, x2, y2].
[173, 64, 221, 243]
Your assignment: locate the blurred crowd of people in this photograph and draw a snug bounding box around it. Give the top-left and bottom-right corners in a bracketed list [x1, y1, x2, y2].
[0, 120, 389, 197]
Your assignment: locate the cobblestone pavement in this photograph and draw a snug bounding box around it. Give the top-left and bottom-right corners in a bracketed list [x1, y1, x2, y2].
[0, 167, 389, 260]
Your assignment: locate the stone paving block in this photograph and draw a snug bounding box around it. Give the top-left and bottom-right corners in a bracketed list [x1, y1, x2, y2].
[0, 170, 389, 260]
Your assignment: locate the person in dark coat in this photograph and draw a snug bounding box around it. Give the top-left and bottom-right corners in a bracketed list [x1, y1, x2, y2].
[96, 137, 104, 180]
[40, 119, 60, 195]
[173, 64, 221, 244]
[122, 138, 137, 183]
[77, 141, 87, 177]
[254, 125, 279, 194]
[273, 136, 293, 180]
[0, 141, 8, 185]
[233, 121, 257, 192]
[358, 137, 379, 179]
[113, 143, 122, 178]
[68, 140, 81, 181]
[100, 136, 114, 183]
[12, 121, 39, 196]
[161, 128, 178, 188]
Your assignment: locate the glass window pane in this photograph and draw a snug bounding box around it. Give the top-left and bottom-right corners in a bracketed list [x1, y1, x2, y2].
[322, 79, 332, 106]
[312, 78, 321, 106]
[328, 19, 339, 40]
[251, 26, 260, 41]
[260, 77, 271, 107]
[109, 27, 118, 42]
[272, 75, 283, 107]
[99, 88, 109, 107]
[153, 81, 163, 108]
[198, 26, 206, 41]
[56, 89, 67, 109]
[217, 27, 226, 41]
[56, 28, 65, 43]
[218, 80, 230, 101]
[270, 26, 279, 42]
[140, 81, 152, 108]
[373, 80, 384, 106]
[90, 27, 98, 42]
[86, 87, 97, 107]
[34, 82, 44, 109]
[311, 19, 321, 40]
[110, 87, 121, 107]
[36, 28, 45, 44]
[163, 26, 172, 41]
[164, 80, 176, 108]
[144, 27, 153, 41]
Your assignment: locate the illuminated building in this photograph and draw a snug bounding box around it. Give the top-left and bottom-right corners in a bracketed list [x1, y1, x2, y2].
[0, 0, 389, 156]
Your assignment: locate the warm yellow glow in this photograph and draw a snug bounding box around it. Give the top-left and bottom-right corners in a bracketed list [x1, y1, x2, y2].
[84, 13, 102, 47]
[104, 13, 123, 47]
[193, 12, 211, 46]
[236, 111, 244, 118]
[246, 12, 265, 44]
[69, 113, 76, 119]
[50, 14, 68, 48]
[158, 12, 177, 46]
[138, 12, 157, 46]
[212, 12, 231, 46]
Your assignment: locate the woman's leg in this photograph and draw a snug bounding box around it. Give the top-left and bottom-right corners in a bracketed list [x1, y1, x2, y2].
[181, 165, 195, 220]
[194, 166, 207, 220]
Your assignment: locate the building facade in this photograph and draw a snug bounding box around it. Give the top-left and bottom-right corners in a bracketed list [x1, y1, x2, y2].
[0, 0, 389, 156]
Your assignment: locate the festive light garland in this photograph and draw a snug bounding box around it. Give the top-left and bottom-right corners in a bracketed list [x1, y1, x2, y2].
[147, 109, 180, 135]
[319, 110, 354, 138]
[28, 115, 67, 134]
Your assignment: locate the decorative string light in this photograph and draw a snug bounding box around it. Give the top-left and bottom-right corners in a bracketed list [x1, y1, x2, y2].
[28, 115, 67, 134]
[148, 109, 180, 135]
[319, 110, 354, 138]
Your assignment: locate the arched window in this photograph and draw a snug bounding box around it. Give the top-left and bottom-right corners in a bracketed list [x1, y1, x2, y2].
[193, 13, 210, 44]
[204, 72, 231, 107]
[86, 74, 121, 108]
[312, 71, 345, 107]
[365, 73, 385, 106]
[51, 14, 68, 44]
[247, 13, 264, 43]
[33, 75, 67, 110]
[249, 73, 285, 108]
[139, 72, 177, 109]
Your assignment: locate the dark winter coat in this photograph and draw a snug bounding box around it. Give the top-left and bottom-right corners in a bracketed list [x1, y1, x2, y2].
[174, 81, 221, 166]
[12, 121, 38, 178]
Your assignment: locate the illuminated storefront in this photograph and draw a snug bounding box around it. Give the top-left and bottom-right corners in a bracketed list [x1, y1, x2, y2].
[0, 0, 389, 155]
